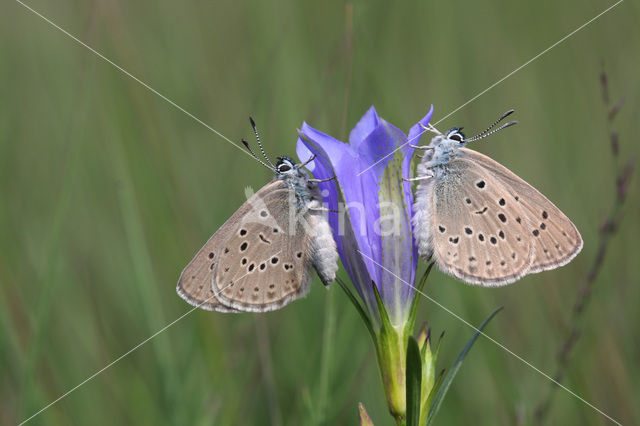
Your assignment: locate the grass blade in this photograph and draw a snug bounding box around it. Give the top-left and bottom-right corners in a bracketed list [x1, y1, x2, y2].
[426, 307, 503, 425]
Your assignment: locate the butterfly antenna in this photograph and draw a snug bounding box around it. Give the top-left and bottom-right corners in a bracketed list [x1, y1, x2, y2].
[465, 109, 515, 142]
[249, 116, 275, 168]
[242, 138, 273, 170]
[465, 120, 518, 143]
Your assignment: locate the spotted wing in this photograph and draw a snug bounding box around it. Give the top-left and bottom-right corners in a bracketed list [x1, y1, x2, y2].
[177, 207, 245, 312]
[212, 180, 324, 312]
[419, 155, 534, 286]
[461, 148, 583, 273]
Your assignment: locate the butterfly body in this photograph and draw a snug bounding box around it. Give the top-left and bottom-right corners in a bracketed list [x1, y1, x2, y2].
[177, 156, 338, 312]
[419, 127, 466, 170]
[275, 156, 318, 209]
[413, 125, 582, 286]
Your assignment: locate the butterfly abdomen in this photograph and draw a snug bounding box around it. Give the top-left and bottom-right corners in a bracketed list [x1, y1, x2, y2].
[413, 177, 435, 260]
[306, 204, 339, 286]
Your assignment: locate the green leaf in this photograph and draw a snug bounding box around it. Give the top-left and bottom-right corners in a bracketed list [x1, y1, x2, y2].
[420, 329, 440, 425]
[406, 262, 434, 334]
[371, 280, 393, 332]
[406, 335, 422, 426]
[424, 368, 445, 416]
[426, 307, 503, 425]
[335, 276, 376, 340]
[433, 331, 444, 361]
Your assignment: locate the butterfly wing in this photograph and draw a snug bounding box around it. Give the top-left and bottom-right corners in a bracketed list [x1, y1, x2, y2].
[178, 178, 337, 313]
[212, 180, 333, 312]
[177, 206, 247, 312]
[416, 156, 534, 286]
[460, 148, 583, 273]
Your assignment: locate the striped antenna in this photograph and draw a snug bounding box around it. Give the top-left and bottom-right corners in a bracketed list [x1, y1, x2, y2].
[242, 138, 273, 170]
[249, 117, 275, 168]
[465, 121, 518, 143]
[465, 110, 517, 142]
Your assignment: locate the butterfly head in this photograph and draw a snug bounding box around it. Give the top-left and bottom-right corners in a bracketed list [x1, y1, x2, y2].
[446, 109, 518, 147]
[445, 127, 466, 144]
[428, 109, 518, 146]
[430, 127, 468, 149]
[425, 127, 468, 159]
[275, 156, 298, 176]
[421, 110, 518, 169]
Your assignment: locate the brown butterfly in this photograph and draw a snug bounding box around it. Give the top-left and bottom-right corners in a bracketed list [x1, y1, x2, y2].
[177, 119, 338, 312]
[411, 111, 582, 286]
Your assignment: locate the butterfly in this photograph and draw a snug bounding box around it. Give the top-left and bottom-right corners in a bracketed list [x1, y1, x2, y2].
[411, 110, 583, 286]
[177, 118, 338, 312]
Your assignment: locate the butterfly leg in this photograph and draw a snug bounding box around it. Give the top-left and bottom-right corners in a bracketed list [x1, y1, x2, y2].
[420, 122, 442, 135]
[309, 175, 336, 183]
[308, 206, 339, 213]
[297, 154, 317, 169]
[403, 174, 433, 182]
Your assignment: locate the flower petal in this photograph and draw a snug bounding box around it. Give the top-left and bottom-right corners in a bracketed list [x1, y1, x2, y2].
[349, 105, 379, 148]
[296, 126, 378, 314]
[296, 106, 434, 326]
[407, 105, 434, 148]
[373, 120, 417, 323]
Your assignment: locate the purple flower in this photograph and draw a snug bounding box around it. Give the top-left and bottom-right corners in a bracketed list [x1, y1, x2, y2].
[297, 106, 504, 422]
[296, 106, 433, 327]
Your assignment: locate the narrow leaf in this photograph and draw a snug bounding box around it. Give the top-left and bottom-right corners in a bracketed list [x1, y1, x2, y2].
[406, 335, 422, 426]
[424, 368, 445, 415]
[336, 276, 376, 340]
[406, 262, 434, 334]
[371, 280, 393, 331]
[426, 307, 503, 425]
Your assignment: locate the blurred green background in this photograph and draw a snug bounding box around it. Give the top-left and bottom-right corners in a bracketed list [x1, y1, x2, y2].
[1, 0, 638, 424]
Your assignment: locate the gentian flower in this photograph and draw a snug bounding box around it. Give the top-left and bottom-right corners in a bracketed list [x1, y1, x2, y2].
[296, 106, 433, 420]
[296, 106, 433, 325]
[296, 106, 501, 425]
